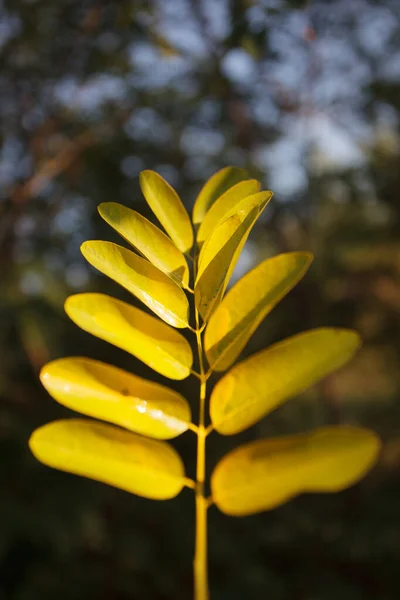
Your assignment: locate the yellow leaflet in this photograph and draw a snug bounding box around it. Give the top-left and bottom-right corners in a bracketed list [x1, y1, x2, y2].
[196, 179, 261, 246]
[205, 252, 313, 371]
[65, 293, 193, 380]
[197, 215, 239, 281]
[40, 357, 192, 439]
[30, 419, 186, 500]
[195, 192, 272, 323]
[211, 426, 381, 515]
[196, 191, 272, 281]
[139, 170, 193, 253]
[192, 166, 249, 225]
[210, 328, 361, 435]
[81, 241, 189, 328]
[98, 203, 190, 288]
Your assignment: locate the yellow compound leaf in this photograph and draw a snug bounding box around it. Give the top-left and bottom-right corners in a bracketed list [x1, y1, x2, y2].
[81, 241, 189, 328]
[196, 179, 261, 246]
[210, 328, 361, 435]
[205, 252, 313, 371]
[98, 203, 190, 289]
[30, 419, 186, 500]
[40, 357, 192, 439]
[139, 170, 193, 253]
[192, 166, 249, 225]
[211, 426, 381, 515]
[195, 192, 272, 323]
[65, 293, 193, 380]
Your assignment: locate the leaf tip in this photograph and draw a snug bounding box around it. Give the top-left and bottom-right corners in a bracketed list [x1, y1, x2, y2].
[80, 240, 94, 259]
[39, 363, 50, 385]
[139, 169, 155, 186]
[97, 202, 108, 218]
[336, 327, 363, 353]
[28, 425, 44, 461]
[64, 294, 78, 319]
[302, 250, 314, 265]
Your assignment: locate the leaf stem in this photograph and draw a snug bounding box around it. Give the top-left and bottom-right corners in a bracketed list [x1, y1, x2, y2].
[184, 478, 196, 489]
[203, 367, 213, 380]
[190, 369, 203, 380]
[188, 422, 199, 434]
[194, 312, 209, 600]
[205, 424, 214, 436]
[205, 496, 213, 508]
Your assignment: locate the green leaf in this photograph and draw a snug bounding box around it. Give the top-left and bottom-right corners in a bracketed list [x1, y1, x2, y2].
[205, 252, 313, 371]
[139, 170, 193, 253]
[192, 166, 249, 225]
[194, 192, 272, 322]
[65, 293, 193, 380]
[211, 426, 381, 515]
[98, 203, 190, 288]
[81, 241, 189, 328]
[196, 179, 261, 246]
[30, 419, 186, 500]
[210, 328, 361, 435]
[40, 357, 192, 439]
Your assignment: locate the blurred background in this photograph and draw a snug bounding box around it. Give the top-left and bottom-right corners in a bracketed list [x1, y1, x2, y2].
[1, 0, 400, 598]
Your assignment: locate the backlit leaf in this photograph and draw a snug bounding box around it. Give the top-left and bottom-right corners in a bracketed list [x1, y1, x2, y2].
[40, 357, 191, 439]
[195, 192, 272, 322]
[210, 328, 361, 435]
[196, 179, 261, 246]
[211, 426, 381, 515]
[196, 192, 272, 281]
[65, 293, 193, 380]
[98, 203, 190, 288]
[192, 166, 249, 225]
[81, 241, 189, 328]
[30, 419, 186, 500]
[205, 252, 313, 371]
[139, 170, 193, 253]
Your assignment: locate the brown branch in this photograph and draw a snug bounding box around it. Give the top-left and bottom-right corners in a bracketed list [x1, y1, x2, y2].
[12, 129, 95, 207]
